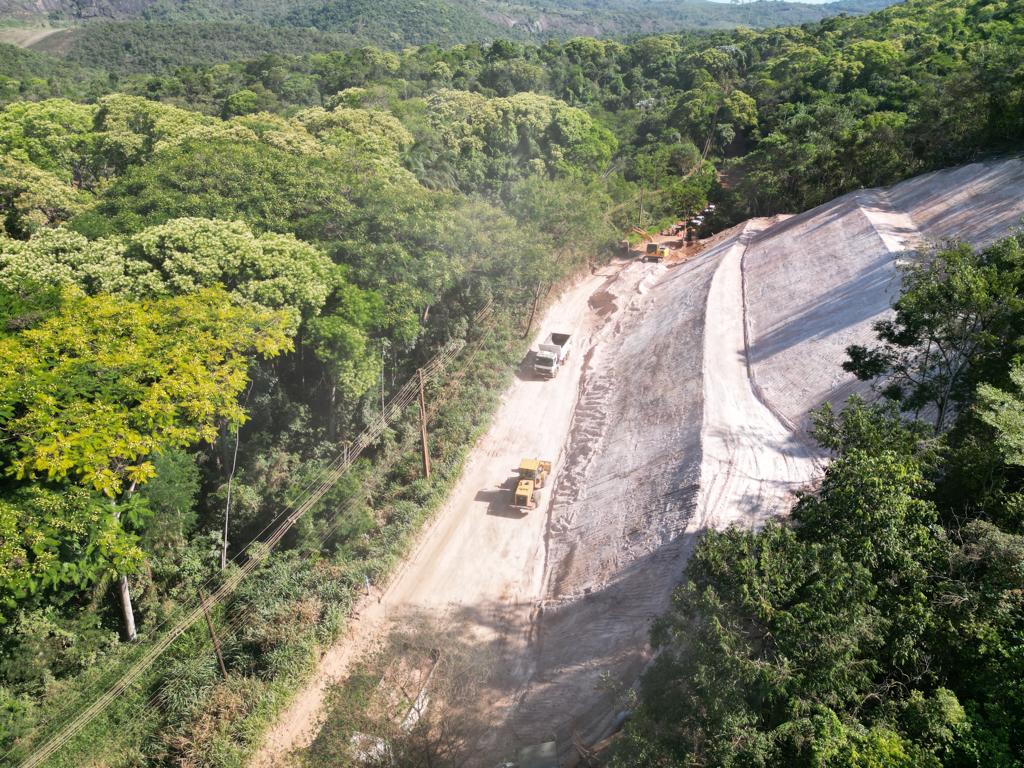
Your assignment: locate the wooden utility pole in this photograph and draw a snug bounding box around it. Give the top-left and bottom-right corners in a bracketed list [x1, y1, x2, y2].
[200, 591, 228, 680]
[418, 368, 431, 479]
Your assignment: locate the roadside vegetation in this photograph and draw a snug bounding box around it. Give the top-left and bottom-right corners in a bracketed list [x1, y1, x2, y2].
[0, 0, 1021, 764]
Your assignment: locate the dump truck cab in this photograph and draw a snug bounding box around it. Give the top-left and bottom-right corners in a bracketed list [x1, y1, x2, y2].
[514, 478, 539, 509]
[533, 333, 572, 378]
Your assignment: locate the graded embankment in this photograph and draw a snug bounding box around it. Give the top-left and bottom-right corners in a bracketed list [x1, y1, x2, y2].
[744, 158, 1024, 429]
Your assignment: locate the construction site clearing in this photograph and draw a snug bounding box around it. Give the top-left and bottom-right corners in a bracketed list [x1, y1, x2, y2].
[252, 158, 1024, 768]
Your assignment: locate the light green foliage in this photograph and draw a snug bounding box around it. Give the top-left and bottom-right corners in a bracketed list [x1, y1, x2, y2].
[0, 486, 144, 612]
[809, 712, 938, 768]
[294, 105, 413, 155]
[0, 228, 128, 296]
[91, 93, 218, 170]
[0, 156, 87, 238]
[70, 136, 361, 238]
[0, 99, 97, 178]
[307, 284, 386, 403]
[0, 218, 343, 328]
[425, 88, 616, 190]
[978, 363, 1024, 465]
[123, 218, 341, 326]
[307, 316, 381, 402]
[504, 175, 617, 273]
[0, 288, 291, 496]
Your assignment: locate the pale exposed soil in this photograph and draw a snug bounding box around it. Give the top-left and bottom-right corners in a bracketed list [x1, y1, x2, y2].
[0, 24, 63, 47]
[745, 158, 1024, 430]
[252, 158, 1024, 767]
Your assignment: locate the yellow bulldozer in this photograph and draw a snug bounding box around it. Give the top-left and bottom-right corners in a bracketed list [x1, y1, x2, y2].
[513, 458, 552, 511]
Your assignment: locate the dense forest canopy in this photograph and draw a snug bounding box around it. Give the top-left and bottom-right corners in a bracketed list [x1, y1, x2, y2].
[0, 0, 1021, 763]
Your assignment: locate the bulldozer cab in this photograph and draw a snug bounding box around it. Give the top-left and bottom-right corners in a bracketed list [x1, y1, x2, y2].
[514, 479, 536, 509]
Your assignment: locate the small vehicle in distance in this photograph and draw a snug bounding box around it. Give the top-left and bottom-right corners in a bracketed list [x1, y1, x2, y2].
[641, 244, 669, 263]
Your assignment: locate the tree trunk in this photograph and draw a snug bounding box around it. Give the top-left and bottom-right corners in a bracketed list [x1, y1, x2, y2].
[222, 425, 240, 570]
[327, 382, 337, 442]
[114, 483, 138, 642]
[118, 574, 137, 642]
[523, 282, 543, 339]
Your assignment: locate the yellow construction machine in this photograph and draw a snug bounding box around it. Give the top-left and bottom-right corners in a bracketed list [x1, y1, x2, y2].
[642, 244, 670, 263]
[631, 227, 669, 262]
[512, 458, 552, 511]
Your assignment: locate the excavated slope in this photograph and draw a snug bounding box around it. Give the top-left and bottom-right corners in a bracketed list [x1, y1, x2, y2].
[744, 158, 1024, 429]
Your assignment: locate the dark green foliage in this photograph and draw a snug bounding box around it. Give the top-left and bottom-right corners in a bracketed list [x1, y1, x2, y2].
[0, 0, 901, 73]
[845, 235, 1024, 432]
[0, 42, 106, 104]
[53, 21, 357, 74]
[16, 0, 1009, 223]
[71, 137, 357, 238]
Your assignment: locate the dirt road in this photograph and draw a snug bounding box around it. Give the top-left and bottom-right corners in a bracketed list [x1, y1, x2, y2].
[0, 25, 63, 48]
[251, 261, 651, 766]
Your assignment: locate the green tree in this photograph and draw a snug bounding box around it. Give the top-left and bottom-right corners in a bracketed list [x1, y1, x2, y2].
[0, 486, 144, 621]
[0, 157, 87, 238]
[845, 238, 1024, 432]
[0, 287, 290, 638]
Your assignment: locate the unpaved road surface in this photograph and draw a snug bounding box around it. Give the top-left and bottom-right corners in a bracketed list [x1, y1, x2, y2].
[251, 262, 650, 766]
[253, 158, 1024, 766]
[0, 25, 64, 48]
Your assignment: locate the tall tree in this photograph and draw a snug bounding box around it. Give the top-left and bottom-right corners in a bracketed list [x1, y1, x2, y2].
[0, 287, 290, 638]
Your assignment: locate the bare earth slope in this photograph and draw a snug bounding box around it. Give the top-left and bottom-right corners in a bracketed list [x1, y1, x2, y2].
[745, 158, 1024, 429]
[255, 158, 1024, 767]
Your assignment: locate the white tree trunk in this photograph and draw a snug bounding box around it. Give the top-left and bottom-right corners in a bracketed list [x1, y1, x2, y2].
[114, 482, 139, 642]
[118, 574, 137, 642]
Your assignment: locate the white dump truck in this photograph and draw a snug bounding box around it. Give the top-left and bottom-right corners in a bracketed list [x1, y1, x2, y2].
[533, 332, 572, 377]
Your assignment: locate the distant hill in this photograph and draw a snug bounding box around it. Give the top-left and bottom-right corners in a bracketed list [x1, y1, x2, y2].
[0, 0, 904, 73]
[0, 0, 904, 40]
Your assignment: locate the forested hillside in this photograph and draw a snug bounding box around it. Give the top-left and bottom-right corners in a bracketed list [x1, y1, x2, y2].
[1, 0, 897, 38]
[0, 0, 1021, 764]
[0, 0, 901, 72]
